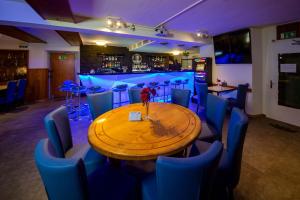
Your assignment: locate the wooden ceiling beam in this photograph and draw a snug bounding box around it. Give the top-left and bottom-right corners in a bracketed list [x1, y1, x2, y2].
[56, 30, 82, 46]
[0, 25, 46, 43]
[25, 0, 88, 23]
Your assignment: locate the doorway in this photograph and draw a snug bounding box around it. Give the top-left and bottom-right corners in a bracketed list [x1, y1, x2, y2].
[50, 52, 75, 98]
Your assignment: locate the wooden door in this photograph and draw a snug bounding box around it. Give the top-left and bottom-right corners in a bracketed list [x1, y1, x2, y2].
[50, 52, 75, 98]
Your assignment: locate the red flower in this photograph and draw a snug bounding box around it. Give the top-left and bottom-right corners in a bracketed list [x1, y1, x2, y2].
[140, 87, 157, 105]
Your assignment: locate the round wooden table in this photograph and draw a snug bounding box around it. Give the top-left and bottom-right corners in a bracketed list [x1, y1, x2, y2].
[88, 102, 201, 160]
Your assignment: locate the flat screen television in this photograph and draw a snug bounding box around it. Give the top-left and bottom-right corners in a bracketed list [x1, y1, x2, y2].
[213, 29, 252, 64]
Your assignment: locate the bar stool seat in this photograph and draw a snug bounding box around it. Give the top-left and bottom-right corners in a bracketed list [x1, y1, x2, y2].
[87, 86, 106, 94]
[136, 83, 145, 88]
[171, 79, 182, 89]
[112, 84, 128, 107]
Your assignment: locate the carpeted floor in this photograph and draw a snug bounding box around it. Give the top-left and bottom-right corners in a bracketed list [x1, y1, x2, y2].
[0, 100, 299, 200]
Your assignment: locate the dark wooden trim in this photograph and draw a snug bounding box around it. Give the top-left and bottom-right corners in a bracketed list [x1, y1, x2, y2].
[0, 25, 46, 43]
[25, 0, 89, 23]
[56, 31, 82, 46]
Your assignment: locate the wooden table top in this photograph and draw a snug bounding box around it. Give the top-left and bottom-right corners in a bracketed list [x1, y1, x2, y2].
[0, 85, 7, 90]
[208, 85, 236, 93]
[88, 102, 201, 160]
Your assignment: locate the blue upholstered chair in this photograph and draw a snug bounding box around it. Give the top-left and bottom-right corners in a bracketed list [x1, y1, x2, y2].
[195, 82, 208, 116]
[227, 83, 249, 111]
[87, 91, 113, 120]
[128, 88, 142, 104]
[35, 139, 138, 200]
[44, 106, 105, 175]
[198, 94, 227, 142]
[16, 79, 27, 104]
[171, 88, 191, 108]
[35, 139, 89, 200]
[142, 141, 223, 200]
[190, 108, 249, 199]
[0, 81, 17, 108]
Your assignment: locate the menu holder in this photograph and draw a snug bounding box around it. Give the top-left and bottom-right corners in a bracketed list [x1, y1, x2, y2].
[129, 111, 142, 121]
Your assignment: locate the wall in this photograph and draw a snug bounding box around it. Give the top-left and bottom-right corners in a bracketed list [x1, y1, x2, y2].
[261, 26, 300, 126]
[0, 36, 80, 100]
[0, 37, 79, 69]
[199, 44, 254, 114]
[200, 26, 300, 126]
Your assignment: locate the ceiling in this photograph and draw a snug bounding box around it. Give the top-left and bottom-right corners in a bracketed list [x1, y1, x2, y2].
[69, 0, 300, 35]
[1, 0, 300, 53]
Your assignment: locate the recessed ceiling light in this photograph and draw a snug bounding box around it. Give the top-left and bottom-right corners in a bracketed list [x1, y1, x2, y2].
[171, 50, 181, 56]
[95, 40, 108, 46]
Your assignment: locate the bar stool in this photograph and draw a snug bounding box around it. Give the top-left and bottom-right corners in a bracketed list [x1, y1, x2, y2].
[136, 83, 145, 88]
[182, 79, 189, 89]
[171, 79, 182, 89]
[148, 82, 159, 102]
[159, 80, 170, 102]
[71, 85, 89, 120]
[112, 84, 128, 107]
[59, 81, 76, 113]
[87, 86, 105, 94]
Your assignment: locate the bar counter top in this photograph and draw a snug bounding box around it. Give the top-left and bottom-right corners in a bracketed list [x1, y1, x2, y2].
[79, 69, 194, 76]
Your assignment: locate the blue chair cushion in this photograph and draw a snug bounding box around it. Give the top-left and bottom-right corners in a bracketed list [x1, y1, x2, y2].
[66, 144, 106, 176]
[198, 121, 219, 143]
[88, 163, 138, 200]
[0, 97, 5, 104]
[142, 172, 158, 200]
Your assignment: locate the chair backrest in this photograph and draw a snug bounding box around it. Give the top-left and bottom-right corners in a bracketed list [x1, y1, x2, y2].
[156, 141, 223, 200]
[87, 91, 113, 120]
[44, 106, 73, 157]
[195, 82, 208, 108]
[206, 94, 228, 140]
[5, 81, 17, 104]
[235, 84, 249, 109]
[35, 139, 88, 200]
[128, 88, 142, 104]
[171, 88, 191, 108]
[226, 107, 249, 188]
[16, 79, 27, 100]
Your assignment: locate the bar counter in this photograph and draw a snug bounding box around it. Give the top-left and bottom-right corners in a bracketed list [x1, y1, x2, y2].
[79, 71, 195, 103]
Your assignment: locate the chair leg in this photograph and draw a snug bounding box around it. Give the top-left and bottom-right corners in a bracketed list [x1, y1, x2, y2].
[196, 103, 199, 114]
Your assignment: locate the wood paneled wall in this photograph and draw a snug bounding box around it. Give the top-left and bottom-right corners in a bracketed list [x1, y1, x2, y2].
[26, 68, 48, 102]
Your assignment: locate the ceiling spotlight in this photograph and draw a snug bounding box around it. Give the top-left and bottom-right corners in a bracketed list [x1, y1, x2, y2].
[107, 19, 112, 26]
[116, 21, 122, 28]
[196, 30, 210, 39]
[130, 24, 136, 31]
[155, 26, 169, 37]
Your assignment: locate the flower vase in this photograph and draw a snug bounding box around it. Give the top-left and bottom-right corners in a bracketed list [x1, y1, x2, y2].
[144, 102, 150, 120]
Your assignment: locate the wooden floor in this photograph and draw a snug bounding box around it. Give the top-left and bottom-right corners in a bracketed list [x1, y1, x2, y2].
[0, 100, 299, 200]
